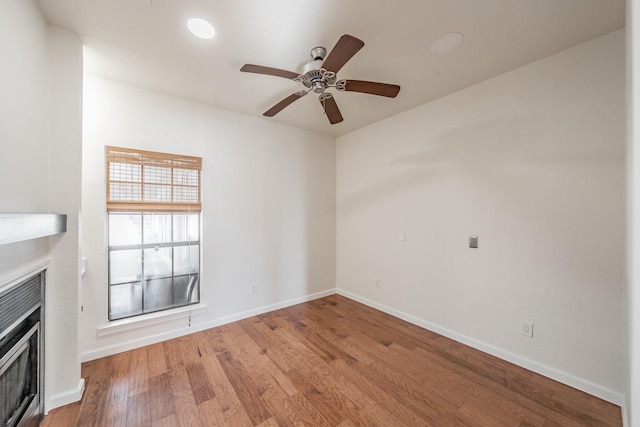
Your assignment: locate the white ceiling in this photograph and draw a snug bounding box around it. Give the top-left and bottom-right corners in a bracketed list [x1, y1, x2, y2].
[37, 0, 625, 137]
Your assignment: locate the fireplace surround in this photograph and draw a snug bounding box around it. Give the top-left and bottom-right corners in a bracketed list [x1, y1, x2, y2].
[0, 270, 45, 427]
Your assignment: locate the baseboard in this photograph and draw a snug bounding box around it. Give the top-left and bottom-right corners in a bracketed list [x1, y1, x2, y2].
[81, 288, 336, 362]
[46, 378, 85, 413]
[196, 288, 337, 332]
[337, 289, 625, 406]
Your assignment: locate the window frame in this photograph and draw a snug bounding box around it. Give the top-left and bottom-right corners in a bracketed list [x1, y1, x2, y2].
[105, 146, 202, 321]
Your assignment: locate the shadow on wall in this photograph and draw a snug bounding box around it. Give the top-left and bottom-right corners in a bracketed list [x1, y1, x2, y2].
[339, 114, 622, 215]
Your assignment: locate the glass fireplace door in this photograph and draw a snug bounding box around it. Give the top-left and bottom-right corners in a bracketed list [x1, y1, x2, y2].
[0, 322, 40, 427]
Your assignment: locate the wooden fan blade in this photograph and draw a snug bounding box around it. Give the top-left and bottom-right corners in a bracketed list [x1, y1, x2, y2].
[263, 93, 305, 117]
[342, 80, 401, 98]
[241, 64, 300, 80]
[322, 34, 365, 73]
[319, 94, 343, 124]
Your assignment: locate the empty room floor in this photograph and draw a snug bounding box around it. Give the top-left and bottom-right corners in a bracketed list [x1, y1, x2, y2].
[42, 295, 622, 426]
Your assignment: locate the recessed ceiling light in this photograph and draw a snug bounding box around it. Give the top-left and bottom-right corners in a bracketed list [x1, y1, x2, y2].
[430, 32, 463, 55]
[188, 18, 215, 39]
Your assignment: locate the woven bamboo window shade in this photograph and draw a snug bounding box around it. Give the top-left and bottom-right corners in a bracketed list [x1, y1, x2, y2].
[106, 146, 202, 212]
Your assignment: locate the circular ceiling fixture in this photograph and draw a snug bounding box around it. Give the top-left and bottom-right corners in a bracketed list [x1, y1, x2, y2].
[187, 18, 215, 39]
[430, 32, 463, 54]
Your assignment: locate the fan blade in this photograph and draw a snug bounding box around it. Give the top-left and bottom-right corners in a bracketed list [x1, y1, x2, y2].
[319, 94, 343, 124]
[339, 80, 400, 98]
[322, 34, 365, 73]
[241, 64, 300, 80]
[263, 92, 305, 117]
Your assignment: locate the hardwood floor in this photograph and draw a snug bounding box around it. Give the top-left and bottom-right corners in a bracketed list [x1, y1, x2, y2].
[41, 295, 622, 426]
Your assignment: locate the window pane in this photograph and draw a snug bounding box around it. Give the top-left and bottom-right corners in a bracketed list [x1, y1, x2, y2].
[144, 247, 172, 279]
[174, 275, 199, 304]
[110, 249, 142, 284]
[143, 213, 172, 244]
[107, 211, 200, 320]
[143, 278, 174, 312]
[173, 214, 199, 242]
[109, 282, 142, 320]
[174, 245, 199, 276]
[109, 214, 142, 246]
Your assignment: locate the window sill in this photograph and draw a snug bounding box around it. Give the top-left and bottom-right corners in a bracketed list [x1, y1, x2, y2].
[96, 303, 208, 337]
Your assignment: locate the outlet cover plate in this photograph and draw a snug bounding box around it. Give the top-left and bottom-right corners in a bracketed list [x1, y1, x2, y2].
[520, 320, 534, 338]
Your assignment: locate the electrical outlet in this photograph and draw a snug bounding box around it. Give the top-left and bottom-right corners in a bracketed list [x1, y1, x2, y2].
[520, 320, 534, 338]
[375, 279, 381, 288]
[250, 284, 257, 294]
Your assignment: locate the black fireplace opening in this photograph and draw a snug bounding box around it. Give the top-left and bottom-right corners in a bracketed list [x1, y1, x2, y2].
[0, 272, 44, 427]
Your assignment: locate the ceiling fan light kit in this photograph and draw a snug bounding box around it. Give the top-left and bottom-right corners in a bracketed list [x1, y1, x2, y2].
[240, 34, 401, 125]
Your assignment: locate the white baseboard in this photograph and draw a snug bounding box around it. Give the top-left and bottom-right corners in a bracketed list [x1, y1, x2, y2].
[337, 289, 625, 406]
[80, 288, 336, 362]
[79, 286, 624, 408]
[46, 378, 85, 413]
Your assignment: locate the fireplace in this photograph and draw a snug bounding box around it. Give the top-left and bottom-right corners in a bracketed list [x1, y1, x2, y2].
[0, 271, 44, 427]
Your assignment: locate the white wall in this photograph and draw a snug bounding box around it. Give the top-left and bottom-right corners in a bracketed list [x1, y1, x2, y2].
[46, 26, 84, 410]
[0, 0, 84, 413]
[337, 30, 626, 403]
[627, 0, 639, 425]
[0, 0, 50, 266]
[80, 75, 336, 359]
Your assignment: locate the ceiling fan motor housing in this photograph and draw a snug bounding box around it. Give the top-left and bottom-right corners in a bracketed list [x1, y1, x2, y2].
[296, 46, 336, 93]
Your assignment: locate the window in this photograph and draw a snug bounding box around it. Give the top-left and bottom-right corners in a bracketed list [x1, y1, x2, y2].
[106, 146, 202, 320]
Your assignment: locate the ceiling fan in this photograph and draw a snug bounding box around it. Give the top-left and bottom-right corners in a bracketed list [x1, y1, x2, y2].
[240, 34, 401, 125]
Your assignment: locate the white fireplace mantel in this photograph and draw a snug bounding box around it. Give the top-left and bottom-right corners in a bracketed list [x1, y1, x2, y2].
[0, 214, 67, 245]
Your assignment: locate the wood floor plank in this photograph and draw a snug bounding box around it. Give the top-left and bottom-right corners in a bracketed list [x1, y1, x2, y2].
[125, 390, 151, 427]
[167, 367, 204, 427]
[185, 362, 215, 405]
[353, 358, 469, 426]
[243, 316, 298, 372]
[128, 346, 149, 397]
[148, 373, 176, 422]
[162, 337, 185, 372]
[104, 351, 131, 427]
[40, 401, 81, 427]
[151, 413, 179, 427]
[75, 357, 111, 426]
[146, 342, 168, 377]
[42, 295, 623, 427]
[457, 401, 519, 427]
[198, 351, 249, 420]
[331, 357, 428, 427]
[196, 398, 228, 427]
[285, 368, 345, 426]
[216, 349, 273, 425]
[411, 345, 601, 427]
[226, 322, 299, 397]
[286, 391, 336, 427]
[386, 342, 547, 425]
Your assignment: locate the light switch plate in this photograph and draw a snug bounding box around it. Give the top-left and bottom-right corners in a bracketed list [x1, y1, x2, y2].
[469, 235, 478, 248]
